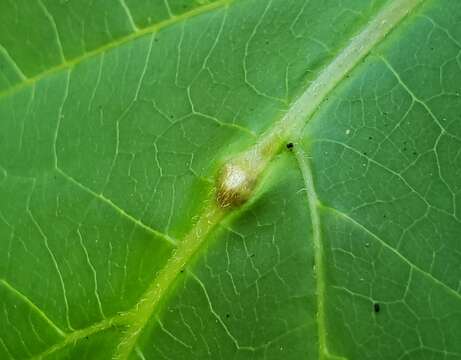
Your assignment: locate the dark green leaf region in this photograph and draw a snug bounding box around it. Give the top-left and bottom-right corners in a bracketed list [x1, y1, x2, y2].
[0, 0, 460, 359]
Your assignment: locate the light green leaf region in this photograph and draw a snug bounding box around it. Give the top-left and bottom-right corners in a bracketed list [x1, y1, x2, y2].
[0, 0, 460, 359]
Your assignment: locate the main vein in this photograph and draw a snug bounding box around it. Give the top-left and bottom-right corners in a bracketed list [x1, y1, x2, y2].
[31, 0, 426, 358]
[285, 1, 424, 359]
[112, 206, 226, 359]
[111, 0, 425, 357]
[268, 0, 425, 139]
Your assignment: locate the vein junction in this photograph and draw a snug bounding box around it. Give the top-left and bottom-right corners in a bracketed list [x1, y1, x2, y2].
[32, 0, 425, 358]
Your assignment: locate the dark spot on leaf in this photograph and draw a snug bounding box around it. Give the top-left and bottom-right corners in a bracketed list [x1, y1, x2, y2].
[368, 136, 373, 140]
[403, 147, 407, 152]
[362, 152, 367, 156]
[286, 142, 294, 150]
[250, 254, 255, 258]
[180, 269, 184, 273]
[226, 313, 230, 318]
[413, 151, 418, 156]
[374, 303, 381, 313]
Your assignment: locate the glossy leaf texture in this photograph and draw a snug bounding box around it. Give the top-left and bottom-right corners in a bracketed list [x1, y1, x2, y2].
[0, 0, 460, 359]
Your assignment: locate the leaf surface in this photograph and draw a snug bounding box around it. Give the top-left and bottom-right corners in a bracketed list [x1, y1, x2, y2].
[0, 0, 460, 359]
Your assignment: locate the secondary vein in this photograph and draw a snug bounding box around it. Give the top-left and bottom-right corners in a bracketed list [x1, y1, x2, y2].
[0, 279, 66, 338]
[56, 168, 178, 247]
[106, 0, 428, 357]
[293, 148, 328, 360]
[32, 315, 125, 360]
[28, 0, 427, 357]
[0, 0, 233, 101]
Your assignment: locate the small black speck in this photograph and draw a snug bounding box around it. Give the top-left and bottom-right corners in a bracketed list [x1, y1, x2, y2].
[403, 147, 407, 152]
[383, 214, 387, 218]
[169, 115, 174, 119]
[250, 254, 255, 258]
[373, 303, 381, 313]
[362, 152, 367, 156]
[85, 336, 89, 340]
[226, 314, 230, 318]
[368, 136, 373, 140]
[413, 151, 418, 156]
[180, 269, 184, 273]
[286, 142, 294, 150]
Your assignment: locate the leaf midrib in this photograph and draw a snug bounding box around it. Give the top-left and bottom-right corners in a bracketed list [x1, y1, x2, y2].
[110, 0, 428, 358]
[29, 0, 426, 358]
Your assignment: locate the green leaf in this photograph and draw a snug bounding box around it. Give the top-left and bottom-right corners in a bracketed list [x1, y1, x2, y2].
[1, 0, 460, 359]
